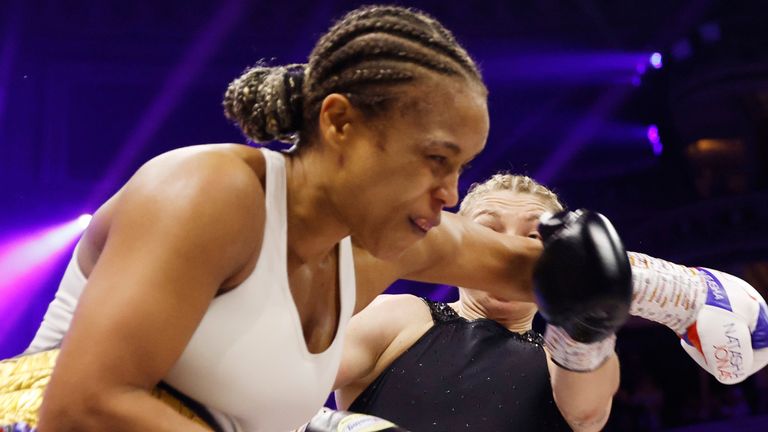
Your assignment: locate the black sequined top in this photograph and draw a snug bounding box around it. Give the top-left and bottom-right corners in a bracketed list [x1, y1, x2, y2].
[348, 299, 571, 431]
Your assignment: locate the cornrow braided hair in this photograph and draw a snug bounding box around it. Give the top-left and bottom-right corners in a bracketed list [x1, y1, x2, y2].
[223, 4, 483, 146]
[223, 63, 305, 143]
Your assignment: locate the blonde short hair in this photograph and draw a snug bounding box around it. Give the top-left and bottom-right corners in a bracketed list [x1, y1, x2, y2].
[458, 173, 564, 216]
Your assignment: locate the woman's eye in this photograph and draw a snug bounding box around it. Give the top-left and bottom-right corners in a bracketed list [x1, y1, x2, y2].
[428, 155, 448, 165]
[475, 215, 503, 233]
[528, 233, 543, 241]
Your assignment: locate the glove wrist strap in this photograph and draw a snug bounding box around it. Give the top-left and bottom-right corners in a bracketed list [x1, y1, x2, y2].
[544, 324, 616, 372]
[628, 252, 708, 334]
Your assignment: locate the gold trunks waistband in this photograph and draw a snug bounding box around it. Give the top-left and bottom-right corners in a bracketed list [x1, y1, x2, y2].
[0, 349, 213, 430]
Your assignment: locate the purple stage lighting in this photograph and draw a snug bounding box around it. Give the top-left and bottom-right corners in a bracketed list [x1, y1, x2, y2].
[647, 124, 663, 156]
[649, 52, 663, 69]
[77, 214, 93, 230]
[699, 22, 722, 43]
[0, 215, 90, 348]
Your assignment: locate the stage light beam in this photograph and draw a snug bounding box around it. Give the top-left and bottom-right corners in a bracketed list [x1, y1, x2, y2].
[77, 214, 93, 229]
[0, 215, 90, 353]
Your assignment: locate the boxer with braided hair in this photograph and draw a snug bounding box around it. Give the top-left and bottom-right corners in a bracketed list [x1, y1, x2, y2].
[1, 5, 635, 431]
[4, 5, 498, 432]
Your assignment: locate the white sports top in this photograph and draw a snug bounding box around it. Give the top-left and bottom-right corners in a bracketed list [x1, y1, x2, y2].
[27, 147, 357, 432]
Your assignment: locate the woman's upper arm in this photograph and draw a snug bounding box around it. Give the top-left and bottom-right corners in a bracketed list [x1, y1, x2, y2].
[394, 211, 542, 301]
[44, 153, 264, 408]
[334, 294, 428, 407]
[334, 295, 400, 389]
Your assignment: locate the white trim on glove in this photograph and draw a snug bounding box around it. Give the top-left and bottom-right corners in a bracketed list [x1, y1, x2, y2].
[544, 324, 616, 372]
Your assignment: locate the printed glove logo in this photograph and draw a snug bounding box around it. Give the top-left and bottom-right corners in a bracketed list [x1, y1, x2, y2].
[337, 414, 396, 432]
[712, 322, 745, 381]
[699, 268, 732, 312]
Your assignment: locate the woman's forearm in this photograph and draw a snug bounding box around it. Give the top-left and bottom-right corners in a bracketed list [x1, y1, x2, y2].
[401, 211, 541, 301]
[549, 353, 619, 432]
[38, 386, 212, 432]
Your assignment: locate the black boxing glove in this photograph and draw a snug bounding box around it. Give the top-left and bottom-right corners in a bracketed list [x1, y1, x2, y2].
[534, 210, 632, 371]
[302, 408, 410, 432]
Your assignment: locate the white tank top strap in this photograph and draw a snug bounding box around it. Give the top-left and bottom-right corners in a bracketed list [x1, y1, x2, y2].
[257, 147, 356, 357]
[258, 146, 355, 326]
[259, 147, 288, 244]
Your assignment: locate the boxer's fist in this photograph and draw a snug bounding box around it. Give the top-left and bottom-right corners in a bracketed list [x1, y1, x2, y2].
[534, 210, 633, 343]
[680, 268, 768, 384]
[303, 408, 409, 432]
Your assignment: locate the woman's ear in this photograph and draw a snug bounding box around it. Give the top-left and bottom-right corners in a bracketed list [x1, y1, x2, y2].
[318, 93, 356, 151]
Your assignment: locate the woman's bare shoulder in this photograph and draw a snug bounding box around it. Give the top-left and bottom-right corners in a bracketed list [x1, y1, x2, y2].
[147, 143, 267, 181]
[80, 144, 268, 277]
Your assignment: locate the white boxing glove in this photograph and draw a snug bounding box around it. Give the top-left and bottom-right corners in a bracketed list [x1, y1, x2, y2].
[629, 253, 768, 384]
[679, 268, 768, 384]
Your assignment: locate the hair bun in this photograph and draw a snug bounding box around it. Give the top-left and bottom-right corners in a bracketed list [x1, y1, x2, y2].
[223, 63, 306, 143]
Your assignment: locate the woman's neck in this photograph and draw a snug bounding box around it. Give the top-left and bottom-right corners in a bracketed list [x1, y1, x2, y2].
[451, 293, 536, 333]
[284, 148, 350, 265]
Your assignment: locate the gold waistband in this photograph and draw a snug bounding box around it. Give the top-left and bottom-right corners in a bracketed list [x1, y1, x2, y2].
[0, 349, 212, 429]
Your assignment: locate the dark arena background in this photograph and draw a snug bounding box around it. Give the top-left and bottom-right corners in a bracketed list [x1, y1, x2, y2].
[1, 1, 767, 430]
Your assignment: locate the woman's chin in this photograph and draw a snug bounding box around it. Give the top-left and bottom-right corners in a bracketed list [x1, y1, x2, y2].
[365, 237, 418, 261]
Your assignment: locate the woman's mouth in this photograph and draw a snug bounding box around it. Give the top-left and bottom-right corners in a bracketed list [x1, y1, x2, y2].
[410, 217, 436, 234]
